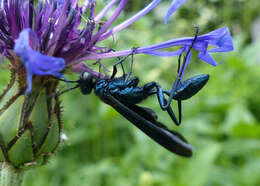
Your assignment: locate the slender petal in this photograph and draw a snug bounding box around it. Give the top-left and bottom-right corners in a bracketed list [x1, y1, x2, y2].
[95, 0, 120, 22]
[98, 0, 161, 41]
[165, 0, 186, 24]
[90, 0, 128, 45]
[14, 29, 65, 93]
[75, 27, 233, 67]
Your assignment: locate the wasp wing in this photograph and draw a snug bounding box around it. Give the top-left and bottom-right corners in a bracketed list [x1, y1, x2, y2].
[106, 94, 193, 157]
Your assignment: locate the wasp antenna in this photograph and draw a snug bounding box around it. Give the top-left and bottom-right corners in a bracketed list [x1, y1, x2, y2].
[52, 76, 79, 83]
[55, 85, 80, 97]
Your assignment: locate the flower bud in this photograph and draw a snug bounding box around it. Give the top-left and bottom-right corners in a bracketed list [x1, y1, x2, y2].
[0, 73, 62, 168]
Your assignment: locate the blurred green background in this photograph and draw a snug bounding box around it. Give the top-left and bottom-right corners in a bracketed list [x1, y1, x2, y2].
[1, 0, 260, 185]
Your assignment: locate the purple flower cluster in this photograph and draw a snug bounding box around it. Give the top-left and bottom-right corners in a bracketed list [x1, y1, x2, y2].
[0, 0, 234, 93]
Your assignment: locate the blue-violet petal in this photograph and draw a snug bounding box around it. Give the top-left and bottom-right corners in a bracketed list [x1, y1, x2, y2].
[14, 29, 66, 94]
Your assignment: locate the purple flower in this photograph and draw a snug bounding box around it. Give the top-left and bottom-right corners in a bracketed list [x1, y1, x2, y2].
[14, 29, 65, 94]
[142, 26, 233, 65]
[0, 0, 233, 93]
[77, 27, 233, 74]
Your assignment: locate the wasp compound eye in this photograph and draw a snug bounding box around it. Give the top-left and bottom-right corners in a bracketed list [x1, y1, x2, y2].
[80, 72, 91, 81]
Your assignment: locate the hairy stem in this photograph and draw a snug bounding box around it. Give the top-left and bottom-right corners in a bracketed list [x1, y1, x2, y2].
[0, 162, 25, 186]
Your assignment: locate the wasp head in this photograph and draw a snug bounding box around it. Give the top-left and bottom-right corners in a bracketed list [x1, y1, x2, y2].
[78, 72, 94, 95]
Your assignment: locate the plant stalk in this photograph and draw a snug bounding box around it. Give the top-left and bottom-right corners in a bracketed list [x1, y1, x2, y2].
[0, 162, 25, 186]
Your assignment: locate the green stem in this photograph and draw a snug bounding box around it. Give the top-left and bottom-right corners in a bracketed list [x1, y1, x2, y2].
[0, 162, 25, 186]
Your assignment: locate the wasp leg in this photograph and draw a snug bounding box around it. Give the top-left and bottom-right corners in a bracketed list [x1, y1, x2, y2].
[124, 47, 138, 81]
[144, 82, 180, 126]
[56, 84, 80, 97]
[110, 65, 118, 79]
[126, 77, 139, 87]
[161, 26, 199, 110]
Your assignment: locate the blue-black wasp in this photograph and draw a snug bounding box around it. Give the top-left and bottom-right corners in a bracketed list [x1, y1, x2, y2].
[56, 64, 194, 157]
[55, 27, 209, 157]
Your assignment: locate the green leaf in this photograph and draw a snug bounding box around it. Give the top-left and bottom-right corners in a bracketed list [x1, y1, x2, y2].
[8, 130, 34, 167]
[31, 92, 49, 146]
[0, 96, 23, 146]
[222, 104, 256, 134]
[231, 123, 260, 138]
[176, 142, 221, 186]
[0, 148, 4, 161]
[37, 118, 60, 155]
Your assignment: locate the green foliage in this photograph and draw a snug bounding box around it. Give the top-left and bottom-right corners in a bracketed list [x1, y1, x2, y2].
[1, 1, 260, 185]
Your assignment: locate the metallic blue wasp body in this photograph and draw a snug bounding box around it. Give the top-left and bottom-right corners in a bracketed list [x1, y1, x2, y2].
[56, 61, 208, 157]
[56, 27, 209, 157]
[72, 70, 194, 157]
